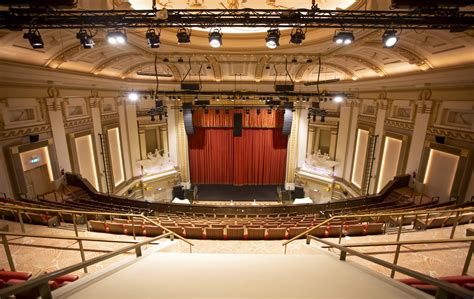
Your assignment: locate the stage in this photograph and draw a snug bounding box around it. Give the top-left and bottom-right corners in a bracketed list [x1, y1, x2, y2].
[196, 184, 279, 202]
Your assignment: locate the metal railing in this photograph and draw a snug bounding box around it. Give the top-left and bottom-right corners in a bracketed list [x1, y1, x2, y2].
[0, 203, 194, 249]
[0, 231, 175, 299]
[282, 207, 474, 254]
[306, 236, 474, 299]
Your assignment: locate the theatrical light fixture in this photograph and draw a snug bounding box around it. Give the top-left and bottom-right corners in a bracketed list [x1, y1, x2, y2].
[128, 91, 139, 101]
[209, 29, 223, 48]
[333, 30, 354, 45]
[382, 29, 399, 48]
[177, 28, 191, 44]
[266, 29, 280, 49]
[107, 30, 127, 45]
[23, 29, 44, 49]
[146, 28, 160, 48]
[76, 29, 94, 49]
[290, 28, 305, 45]
[334, 95, 344, 103]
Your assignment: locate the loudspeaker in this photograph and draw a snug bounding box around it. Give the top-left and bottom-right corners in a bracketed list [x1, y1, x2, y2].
[29, 134, 39, 143]
[181, 83, 201, 91]
[275, 84, 294, 92]
[184, 189, 195, 201]
[233, 113, 242, 137]
[282, 103, 293, 135]
[435, 136, 445, 144]
[172, 186, 184, 199]
[194, 100, 210, 106]
[292, 186, 305, 199]
[183, 103, 194, 135]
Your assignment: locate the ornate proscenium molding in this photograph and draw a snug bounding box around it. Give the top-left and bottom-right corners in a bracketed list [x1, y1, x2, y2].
[1, 9, 473, 30]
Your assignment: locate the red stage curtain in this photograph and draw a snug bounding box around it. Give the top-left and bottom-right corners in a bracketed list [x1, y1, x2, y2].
[193, 109, 284, 128]
[188, 128, 288, 185]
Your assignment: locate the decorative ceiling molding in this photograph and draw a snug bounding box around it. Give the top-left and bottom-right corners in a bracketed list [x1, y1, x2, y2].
[333, 53, 386, 76]
[90, 53, 140, 75]
[255, 56, 270, 82]
[206, 56, 222, 82]
[46, 39, 105, 68]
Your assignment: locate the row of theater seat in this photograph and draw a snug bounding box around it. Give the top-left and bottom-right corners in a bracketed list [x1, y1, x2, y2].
[398, 275, 474, 296]
[88, 220, 385, 240]
[0, 270, 78, 298]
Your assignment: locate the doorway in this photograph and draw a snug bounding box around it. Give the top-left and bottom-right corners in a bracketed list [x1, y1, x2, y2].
[24, 165, 53, 198]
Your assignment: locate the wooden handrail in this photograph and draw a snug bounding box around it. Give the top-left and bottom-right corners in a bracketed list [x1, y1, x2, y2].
[308, 236, 474, 299]
[319, 237, 474, 248]
[0, 203, 194, 247]
[282, 207, 474, 247]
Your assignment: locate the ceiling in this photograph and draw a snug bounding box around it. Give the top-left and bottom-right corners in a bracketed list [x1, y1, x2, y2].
[0, 0, 472, 87]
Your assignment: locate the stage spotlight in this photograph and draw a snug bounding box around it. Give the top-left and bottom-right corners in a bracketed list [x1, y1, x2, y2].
[333, 30, 354, 45]
[266, 29, 280, 49]
[23, 29, 44, 49]
[334, 95, 344, 103]
[146, 29, 160, 48]
[382, 29, 399, 48]
[209, 29, 223, 48]
[107, 30, 127, 45]
[76, 29, 94, 49]
[128, 91, 139, 102]
[177, 28, 191, 44]
[290, 28, 305, 45]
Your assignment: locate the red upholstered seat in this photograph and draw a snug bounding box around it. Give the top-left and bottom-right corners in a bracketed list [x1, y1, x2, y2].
[205, 227, 224, 240]
[0, 271, 32, 281]
[53, 274, 79, 285]
[0, 279, 5, 289]
[267, 228, 287, 240]
[247, 228, 266, 240]
[226, 227, 245, 240]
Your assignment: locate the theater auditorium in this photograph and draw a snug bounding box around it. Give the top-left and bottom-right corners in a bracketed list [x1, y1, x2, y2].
[0, 0, 473, 298]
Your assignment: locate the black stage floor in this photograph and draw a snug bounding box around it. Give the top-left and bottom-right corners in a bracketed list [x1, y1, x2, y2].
[196, 184, 279, 202]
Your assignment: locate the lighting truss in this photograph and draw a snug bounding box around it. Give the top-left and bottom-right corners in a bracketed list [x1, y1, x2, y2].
[0, 9, 473, 30]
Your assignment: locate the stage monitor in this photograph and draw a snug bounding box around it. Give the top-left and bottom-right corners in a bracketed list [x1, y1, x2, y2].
[183, 102, 194, 135]
[233, 113, 242, 137]
[292, 186, 305, 199]
[172, 186, 184, 199]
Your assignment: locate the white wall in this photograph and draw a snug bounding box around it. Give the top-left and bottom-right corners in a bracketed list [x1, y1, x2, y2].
[75, 134, 99, 190]
[377, 137, 402, 192]
[351, 129, 369, 188]
[423, 149, 459, 201]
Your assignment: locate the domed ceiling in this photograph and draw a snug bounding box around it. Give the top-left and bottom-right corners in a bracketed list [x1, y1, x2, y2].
[0, 0, 472, 88]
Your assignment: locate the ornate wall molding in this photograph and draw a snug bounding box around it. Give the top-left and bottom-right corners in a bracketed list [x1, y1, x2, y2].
[358, 114, 376, 124]
[64, 117, 93, 129]
[0, 124, 51, 140]
[427, 126, 474, 142]
[384, 119, 414, 131]
[100, 112, 119, 122]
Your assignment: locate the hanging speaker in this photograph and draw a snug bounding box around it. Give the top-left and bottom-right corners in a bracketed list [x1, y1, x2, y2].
[29, 134, 39, 143]
[282, 103, 293, 135]
[183, 103, 194, 135]
[233, 113, 242, 137]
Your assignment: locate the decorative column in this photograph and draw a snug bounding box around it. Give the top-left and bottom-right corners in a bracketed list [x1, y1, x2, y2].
[334, 100, 353, 178]
[176, 106, 191, 187]
[125, 100, 141, 177]
[369, 97, 389, 194]
[285, 107, 301, 190]
[306, 126, 316, 157]
[138, 129, 147, 160]
[296, 106, 309, 168]
[166, 104, 179, 167]
[160, 126, 169, 155]
[342, 100, 360, 182]
[117, 97, 132, 181]
[406, 91, 433, 177]
[89, 95, 106, 192]
[45, 88, 71, 173]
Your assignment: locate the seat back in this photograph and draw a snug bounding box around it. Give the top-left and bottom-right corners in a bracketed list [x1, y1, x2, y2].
[365, 223, 384, 235]
[143, 225, 164, 237]
[184, 227, 204, 239]
[88, 220, 107, 232]
[247, 228, 266, 240]
[308, 226, 327, 238]
[345, 224, 365, 236]
[287, 227, 308, 239]
[267, 228, 287, 240]
[226, 227, 244, 240]
[107, 222, 125, 234]
[206, 227, 224, 240]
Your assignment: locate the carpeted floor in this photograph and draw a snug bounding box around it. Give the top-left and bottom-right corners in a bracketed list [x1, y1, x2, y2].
[196, 184, 279, 201]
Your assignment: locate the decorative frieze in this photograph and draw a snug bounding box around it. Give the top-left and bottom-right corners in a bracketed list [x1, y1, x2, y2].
[100, 113, 119, 122]
[384, 119, 414, 131]
[427, 126, 474, 142]
[64, 117, 93, 129]
[0, 124, 51, 140]
[358, 114, 376, 124]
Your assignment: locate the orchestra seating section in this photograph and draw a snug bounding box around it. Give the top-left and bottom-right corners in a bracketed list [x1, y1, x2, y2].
[0, 269, 78, 298]
[0, 185, 472, 240]
[398, 276, 474, 296]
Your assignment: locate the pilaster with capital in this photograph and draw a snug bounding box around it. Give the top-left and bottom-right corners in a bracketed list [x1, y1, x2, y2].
[89, 95, 107, 192]
[285, 108, 301, 189]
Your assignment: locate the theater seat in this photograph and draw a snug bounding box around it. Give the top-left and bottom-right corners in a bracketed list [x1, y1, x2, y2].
[226, 227, 244, 240]
[247, 228, 266, 240]
[287, 227, 308, 239]
[206, 227, 224, 240]
[184, 227, 204, 239]
[143, 225, 164, 237]
[52, 274, 79, 285]
[344, 224, 365, 236]
[267, 228, 287, 240]
[88, 220, 107, 232]
[308, 226, 327, 238]
[365, 223, 384, 235]
[107, 222, 126, 234]
[0, 271, 32, 282]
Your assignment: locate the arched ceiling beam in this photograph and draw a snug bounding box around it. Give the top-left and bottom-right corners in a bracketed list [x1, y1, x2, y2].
[295, 62, 357, 81]
[206, 56, 222, 82]
[45, 39, 105, 68]
[255, 56, 270, 82]
[362, 41, 433, 71]
[119, 60, 181, 81]
[90, 53, 139, 75]
[333, 54, 386, 76]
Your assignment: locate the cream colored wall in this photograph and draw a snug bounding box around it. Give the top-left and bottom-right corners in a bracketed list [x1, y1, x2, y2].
[75, 134, 100, 190]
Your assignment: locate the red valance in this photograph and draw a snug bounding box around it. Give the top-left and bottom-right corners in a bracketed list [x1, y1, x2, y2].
[192, 108, 284, 128]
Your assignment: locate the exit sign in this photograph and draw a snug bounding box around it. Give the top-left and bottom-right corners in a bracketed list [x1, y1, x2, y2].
[30, 156, 40, 164]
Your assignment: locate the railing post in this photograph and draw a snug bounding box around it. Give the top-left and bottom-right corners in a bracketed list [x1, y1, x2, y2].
[135, 246, 142, 257]
[396, 215, 404, 242]
[391, 244, 402, 278]
[284, 244, 287, 255]
[77, 239, 88, 274]
[72, 213, 79, 237]
[338, 222, 344, 244]
[449, 211, 460, 240]
[306, 234, 311, 245]
[170, 233, 175, 241]
[434, 288, 450, 299]
[38, 281, 53, 299]
[340, 250, 347, 261]
[129, 216, 136, 240]
[189, 244, 192, 254]
[462, 240, 474, 275]
[17, 209, 25, 233]
[1, 234, 16, 271]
